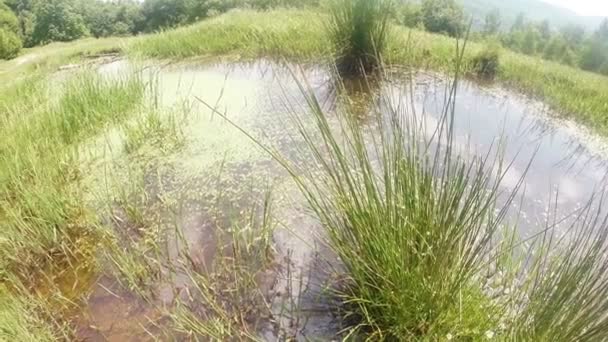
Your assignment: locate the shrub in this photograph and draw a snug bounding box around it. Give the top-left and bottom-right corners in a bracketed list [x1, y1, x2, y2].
[471, 42, 500, 79]
[0, 28, 22, 60]
[327, 0, 393, 76]
[421, 0, 465, 37]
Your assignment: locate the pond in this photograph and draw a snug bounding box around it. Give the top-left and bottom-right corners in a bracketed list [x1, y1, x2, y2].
[74, 59, 608, 340]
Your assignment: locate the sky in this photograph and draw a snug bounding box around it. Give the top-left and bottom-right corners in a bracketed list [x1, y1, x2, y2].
[541, 0, 608, 16]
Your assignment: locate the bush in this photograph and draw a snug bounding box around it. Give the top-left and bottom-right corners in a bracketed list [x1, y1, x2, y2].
[471, 42, 500, 79]
[0, 28, 22, 60]
[327, 0, 392, 76]
[421, 0, 464, 37]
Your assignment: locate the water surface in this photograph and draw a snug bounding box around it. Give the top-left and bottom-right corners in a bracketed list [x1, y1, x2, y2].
[77, 59, 608, 340]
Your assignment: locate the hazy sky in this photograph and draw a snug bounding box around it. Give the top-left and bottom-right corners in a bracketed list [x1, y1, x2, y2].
[541, 0, 608, 16]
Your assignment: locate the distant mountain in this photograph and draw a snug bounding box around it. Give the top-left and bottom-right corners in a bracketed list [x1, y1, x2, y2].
[459, 0, 605, 32]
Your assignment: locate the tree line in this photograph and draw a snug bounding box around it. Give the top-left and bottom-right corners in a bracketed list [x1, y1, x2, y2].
[399, 0, 608, 76]
[0, 0, 317, 59]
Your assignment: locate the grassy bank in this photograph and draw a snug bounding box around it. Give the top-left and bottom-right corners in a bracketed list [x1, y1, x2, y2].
[129, 9, 608, 136]
[0, 37, 127, 89]
[0, 72, 146, 339]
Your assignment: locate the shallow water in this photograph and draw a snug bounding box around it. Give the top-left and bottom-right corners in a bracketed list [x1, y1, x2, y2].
[78, 59, 608, 340]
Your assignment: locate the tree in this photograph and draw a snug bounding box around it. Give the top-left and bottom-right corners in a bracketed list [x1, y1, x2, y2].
[142, 0, 189, 31]
[580, 42, 607, 71]
[482, 9, 501, 36]
[0, 1, 19, 34]
[0, 27, 21, 59]
[511, 12, 525, 32]
[0, 0, 21, 58]
[4, 0, 35, 46]
[560, 24, 585, 49]
[80, 0, 144, 38]
[594, 18, 608, 42]
[538, 19, 551, 40]
[521, 26, 540, 55]
[400, 3, 422, 28]
[30, 0, 88, 45]
[543, 35, 566, 61]
[421, 0, 464, 37]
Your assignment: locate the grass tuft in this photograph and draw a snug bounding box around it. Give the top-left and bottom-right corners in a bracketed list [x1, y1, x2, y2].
[327, 0, 393, 76]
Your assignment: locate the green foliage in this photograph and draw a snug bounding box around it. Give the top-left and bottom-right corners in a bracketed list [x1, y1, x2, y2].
[421, 0, 465, 37]
[398, 3, 422, 28]
[30, 0, 88, 45]
[128, 10, 326, 59]
[0, 2, 19, 34]
[579, 41, 608, 74]
[141, 0, 189, 31]
[244, 0, 319, 9]
[278, 60, 508, 339]
[482, 8, 501, 36]
[0, 1, 21, 58]
[510, 12, 525, 32]
[327, 0, 392, 75]
[0, 27, 21, 59]
[81, 0, 144, 38]
[471, 40, 500, 78]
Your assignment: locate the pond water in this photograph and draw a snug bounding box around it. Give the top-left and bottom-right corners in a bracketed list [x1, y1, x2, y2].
[75, 59, 608, 340]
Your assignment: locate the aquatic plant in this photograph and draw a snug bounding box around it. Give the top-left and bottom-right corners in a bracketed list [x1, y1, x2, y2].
[272, 51, 517, 339]
[261, 47, 608, 340]
[327, 0, 393, 76]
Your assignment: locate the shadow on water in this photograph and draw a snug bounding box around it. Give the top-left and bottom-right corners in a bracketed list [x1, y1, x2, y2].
[61, 59, 608, 340]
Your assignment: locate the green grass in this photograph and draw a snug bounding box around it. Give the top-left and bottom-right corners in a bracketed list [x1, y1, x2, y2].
[0, 285, 57, 341]
[127, 9, 326, 61]
[0, 37, 127, 88]
[262, 60, 509, 338]
[129, 9, 608, 137]
[327, 0, 392, 75]
[0, 71, 145, 338]
[2, 6, 608, 341]
[256, 61, 608, 339]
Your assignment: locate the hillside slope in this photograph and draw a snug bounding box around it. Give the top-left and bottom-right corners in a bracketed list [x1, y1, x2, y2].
[460, 0, 604, 31]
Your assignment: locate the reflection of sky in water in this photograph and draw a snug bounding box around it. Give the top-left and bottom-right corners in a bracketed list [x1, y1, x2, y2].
[92, 60, 608, 338]
[405, 75, 608, 237]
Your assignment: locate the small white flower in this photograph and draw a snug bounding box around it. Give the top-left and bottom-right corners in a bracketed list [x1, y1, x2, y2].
[446, 333, 454, 340]
[485, 330, 495, 339]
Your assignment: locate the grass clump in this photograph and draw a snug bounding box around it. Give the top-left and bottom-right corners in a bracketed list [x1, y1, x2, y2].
[53, 73, 144, 144]
[0, 72, 145, 337]
[506, 199, 608, 340]
[272, 62, 608, 340]
[262, 58, 513, 338]
[327, 0, 392, 76]
[470, 41, 500, 79]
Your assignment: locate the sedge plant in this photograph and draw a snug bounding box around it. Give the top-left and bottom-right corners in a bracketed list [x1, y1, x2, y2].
[327, 0, 393, 76]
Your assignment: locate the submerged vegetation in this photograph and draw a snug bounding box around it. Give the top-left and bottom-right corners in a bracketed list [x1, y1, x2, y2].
[2, 0, 608, 340]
